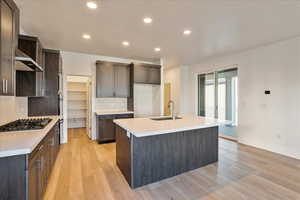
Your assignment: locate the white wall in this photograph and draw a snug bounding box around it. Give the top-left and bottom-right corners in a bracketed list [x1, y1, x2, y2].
[61, 51, 160, 143]
[164, 66, 189, 115]
[0, 97, 28, 125]
[184, 36, 300, 159]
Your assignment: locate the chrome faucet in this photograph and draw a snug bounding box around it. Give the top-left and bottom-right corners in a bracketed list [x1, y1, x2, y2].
[168, 100, 176, 120]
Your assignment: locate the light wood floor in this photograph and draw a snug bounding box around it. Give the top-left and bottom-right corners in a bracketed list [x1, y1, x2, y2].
[44, 128, 300, 200]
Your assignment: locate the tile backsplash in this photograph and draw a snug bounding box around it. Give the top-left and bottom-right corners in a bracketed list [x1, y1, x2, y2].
[93, 84, 161, 117]
[94, 98, 127, 111]
[0, 96, 28, 125]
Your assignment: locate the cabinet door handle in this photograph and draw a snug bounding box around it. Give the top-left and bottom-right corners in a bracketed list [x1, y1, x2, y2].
[40, 157, 44, 169]
[5, 80, 8, 94]
[38, 144, 44, 152]
[2, 80, 5, 94]
[51, 138, 55, 146]
[36, 160, 42, 169]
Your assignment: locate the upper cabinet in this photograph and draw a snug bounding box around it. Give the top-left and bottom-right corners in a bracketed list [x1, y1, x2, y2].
[16, 35, 45, 97]
[28, 49, 62, 116]
[0, 0, 19, 96]
[96, 61, 130, 98]
[134, 63, 161, 85]
[96, 62, 115, 97]
[18, 35, 44, 67]
[114, 65, 130, 97]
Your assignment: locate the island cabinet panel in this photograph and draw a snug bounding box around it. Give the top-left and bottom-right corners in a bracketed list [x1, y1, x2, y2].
[116, 125, 218, 188]
[115, 125, 132, 186]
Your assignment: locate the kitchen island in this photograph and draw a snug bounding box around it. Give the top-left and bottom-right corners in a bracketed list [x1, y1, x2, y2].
[113, 115, 224, 188]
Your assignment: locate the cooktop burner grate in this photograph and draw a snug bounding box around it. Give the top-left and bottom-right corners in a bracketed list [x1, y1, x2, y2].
[0, 118, 52, 133]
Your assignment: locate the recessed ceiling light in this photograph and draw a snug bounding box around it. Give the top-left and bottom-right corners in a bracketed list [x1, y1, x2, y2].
[154, 47, 161, 52]
[82, 34, 91, 39]
[183, 30, 192, 35]
[143, 17, 152, 24]
[86, 1, 97, 9]
[122, 41, 130, 46]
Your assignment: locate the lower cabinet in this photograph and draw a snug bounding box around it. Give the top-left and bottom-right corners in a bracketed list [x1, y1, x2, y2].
[28, 147, 43, 200]
[97, 113, 133, 143]
[28, 122, 60, 200]
[0, 122, 60, 200]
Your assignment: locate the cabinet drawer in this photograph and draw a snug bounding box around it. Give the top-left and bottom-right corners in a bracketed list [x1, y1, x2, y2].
[115, 114, 134, 119]
[97, 114, 115, 119]
[28, 122, 57, 162]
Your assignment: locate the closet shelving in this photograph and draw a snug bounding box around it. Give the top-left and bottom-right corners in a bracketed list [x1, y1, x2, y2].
[67, 82, 88, 128]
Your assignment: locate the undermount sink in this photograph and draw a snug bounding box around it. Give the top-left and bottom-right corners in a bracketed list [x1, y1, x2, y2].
[150, 116, 182, 121]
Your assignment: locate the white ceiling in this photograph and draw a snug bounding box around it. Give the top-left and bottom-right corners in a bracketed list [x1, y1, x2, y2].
[15, 0, 300, 67]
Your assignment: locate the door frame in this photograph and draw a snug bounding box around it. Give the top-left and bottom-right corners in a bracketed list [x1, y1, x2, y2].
[164, 83, 171, 116]
[196, 65, 239, 142]
[63, 74, 92, 143]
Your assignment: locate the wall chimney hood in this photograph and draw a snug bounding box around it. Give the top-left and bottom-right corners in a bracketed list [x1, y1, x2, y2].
[15, 49, 43, 72]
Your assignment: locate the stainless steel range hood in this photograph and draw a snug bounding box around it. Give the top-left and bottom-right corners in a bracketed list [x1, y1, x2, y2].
[15, 49, 43, 72]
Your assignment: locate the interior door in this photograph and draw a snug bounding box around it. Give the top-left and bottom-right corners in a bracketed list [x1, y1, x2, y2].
[86, 79, 92, 139]
[164, 83, 171, 116]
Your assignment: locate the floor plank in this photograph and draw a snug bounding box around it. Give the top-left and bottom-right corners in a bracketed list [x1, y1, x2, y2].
[43, 128, 300, 200]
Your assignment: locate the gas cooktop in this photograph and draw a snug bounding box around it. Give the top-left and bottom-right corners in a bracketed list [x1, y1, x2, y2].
[0, 118, 52, 133]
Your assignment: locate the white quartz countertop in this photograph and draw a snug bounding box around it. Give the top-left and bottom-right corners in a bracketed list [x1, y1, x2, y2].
[114, 115, 230, 137]
[95, 110, 134, 116]
[0, 116, 60, 158]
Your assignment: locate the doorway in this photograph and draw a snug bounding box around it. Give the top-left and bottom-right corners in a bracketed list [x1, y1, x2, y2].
[198, 68, 238, 141]
[66, 75, 92, 139]
[164, 83, 171, 116]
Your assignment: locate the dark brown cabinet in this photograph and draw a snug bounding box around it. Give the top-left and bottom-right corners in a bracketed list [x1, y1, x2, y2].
[16, 35, 44, 97]
[114, 65, 130, 97]
[96, 61, 130, 97]
[28, 144, 45, 200]
[97, 113, 134, 143]
[98, 117, 115, 142]
[0, 122, 60, 200]
[0, 0, 19, 96]
[28, 49, 62, 116]
[134, 63, 161, 85]
[28, 122, 60, 200]
[96, 62, 115, 97]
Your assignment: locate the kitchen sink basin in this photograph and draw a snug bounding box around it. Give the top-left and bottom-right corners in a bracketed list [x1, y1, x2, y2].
[150, 116, 182, 121]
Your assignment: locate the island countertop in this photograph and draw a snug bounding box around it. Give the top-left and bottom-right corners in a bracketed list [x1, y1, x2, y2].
[95, 110, 134, 116]
[0, 116, 60, 158]
[113, 115, 227, 137]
